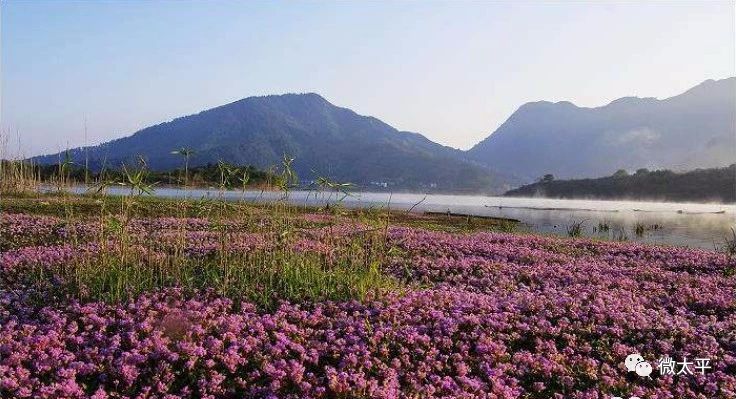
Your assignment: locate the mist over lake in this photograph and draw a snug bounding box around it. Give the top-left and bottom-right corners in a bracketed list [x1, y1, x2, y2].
[76, 186, 736, 249]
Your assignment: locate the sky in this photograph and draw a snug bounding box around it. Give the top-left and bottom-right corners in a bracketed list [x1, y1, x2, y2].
[1, 1, 734, 157]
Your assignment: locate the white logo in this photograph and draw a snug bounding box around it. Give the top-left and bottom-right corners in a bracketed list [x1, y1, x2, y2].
[635, 361, 652, 377]
[624, 353, 645, 372]
[625, 353, 652, 378]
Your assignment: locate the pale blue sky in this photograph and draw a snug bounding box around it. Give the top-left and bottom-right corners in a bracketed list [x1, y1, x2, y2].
[2, 1, 734, 157]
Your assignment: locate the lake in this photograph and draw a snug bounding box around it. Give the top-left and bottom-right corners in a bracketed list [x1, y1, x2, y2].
[78, 187, 736, 250]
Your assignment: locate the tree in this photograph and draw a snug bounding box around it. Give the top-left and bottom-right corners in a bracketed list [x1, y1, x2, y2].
[635, 168, 649, 175]
[540, 174, 555, 183]
[613, 169, 629, 178]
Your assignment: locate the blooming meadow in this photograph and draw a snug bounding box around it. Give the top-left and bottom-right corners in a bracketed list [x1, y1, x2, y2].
[1, 202, 734, 398]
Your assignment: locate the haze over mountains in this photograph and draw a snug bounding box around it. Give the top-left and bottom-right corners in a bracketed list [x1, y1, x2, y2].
[469, 77, 736, 180]
[33, 78, 735, 192]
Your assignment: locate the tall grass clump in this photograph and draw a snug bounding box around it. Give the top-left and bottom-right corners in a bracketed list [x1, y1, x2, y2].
[28, 215, 398, 310]
[722, 228, 736, 256]
[16, 154, 400, 310]
[42, 236, 397, 309]
[496, 219, 517, 233]
[0, 134, 40, 195]
[596, 220, 610, 233]
[634, 221, 646, 237]
[717, 228, 736, 277]
[0, 159, 39, 195]
[566, 220, 585, 237]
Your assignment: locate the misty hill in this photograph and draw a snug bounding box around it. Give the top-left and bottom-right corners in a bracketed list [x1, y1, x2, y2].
[504, 164, 736, 203]
[468, 77, 736, 181]
[33, 93, 506, 193]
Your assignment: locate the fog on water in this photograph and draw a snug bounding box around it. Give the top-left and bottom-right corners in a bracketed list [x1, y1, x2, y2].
[74, 186, 736, 250]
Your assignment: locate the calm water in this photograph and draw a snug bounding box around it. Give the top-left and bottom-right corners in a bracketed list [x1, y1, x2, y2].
[82, 187, 736, 249]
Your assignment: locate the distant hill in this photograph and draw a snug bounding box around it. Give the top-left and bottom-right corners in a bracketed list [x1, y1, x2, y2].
[504, 164, 736, 203]
[32, 93, 508, 193]
[468, 77, 736, 181]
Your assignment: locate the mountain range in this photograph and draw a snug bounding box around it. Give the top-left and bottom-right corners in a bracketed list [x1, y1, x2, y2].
[469, 77, 736, 180]
[33, 77, 735, 192]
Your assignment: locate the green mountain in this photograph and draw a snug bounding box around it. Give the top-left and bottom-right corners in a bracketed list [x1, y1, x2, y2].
[33, 93, 507, 193]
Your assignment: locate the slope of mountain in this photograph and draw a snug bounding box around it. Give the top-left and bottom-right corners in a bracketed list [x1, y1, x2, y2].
[468, 77, 736, 181]
[33, 93, 507, 193]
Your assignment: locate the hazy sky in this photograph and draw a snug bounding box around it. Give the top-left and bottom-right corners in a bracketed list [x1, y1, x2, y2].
[2, 1, 734, 157]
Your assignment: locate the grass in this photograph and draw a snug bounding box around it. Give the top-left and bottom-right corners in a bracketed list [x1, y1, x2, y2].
[634, 222, 646, 237]
[0, 157, 408, 309]
[10, 195, 396, 309]
[612, 227, 629, 241]
[718, 228, 736, 277]
[30, 239, 398, 310]
[0, 159, 41, 195]
[723, 228, 736, 256]
[19, 153, 701, 312]
[566, 220, 585, 237]
[633, 221, 663, 237]
[0, 192, 518, 231]
[3, 185, 517, 310]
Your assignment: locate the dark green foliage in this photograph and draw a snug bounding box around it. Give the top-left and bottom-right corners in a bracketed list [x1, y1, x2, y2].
[505, 164, 736, 203]
[34, 162, 273, 188]
[540, 174, 555, 183]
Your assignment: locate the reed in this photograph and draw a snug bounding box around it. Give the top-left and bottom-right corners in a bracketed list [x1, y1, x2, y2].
[0, 159, 40, 195]
[566, 220, 585, 237]
[0, 132, 86, 196]
[6, 153, 399, 310]
[634, 221, 646, 237]
[596, 220, 610, 232]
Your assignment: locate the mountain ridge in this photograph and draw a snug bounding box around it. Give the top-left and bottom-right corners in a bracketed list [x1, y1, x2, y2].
[468, 77, 736, 181]
[33, 92, 509, 193]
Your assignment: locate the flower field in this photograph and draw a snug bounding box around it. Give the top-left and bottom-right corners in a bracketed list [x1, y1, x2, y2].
[1, 199, 734, 398]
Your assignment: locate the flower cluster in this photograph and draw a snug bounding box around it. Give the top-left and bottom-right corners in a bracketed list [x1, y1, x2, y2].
[0, 214, 734, 398]
[0, 213, 96, 250]
[299, 213, 336, 224]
